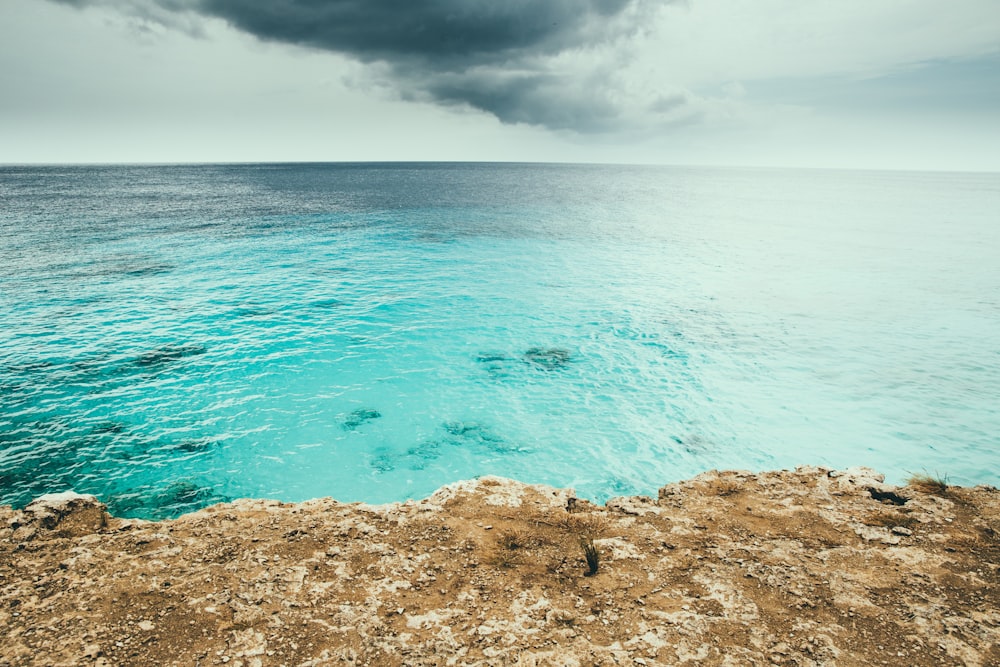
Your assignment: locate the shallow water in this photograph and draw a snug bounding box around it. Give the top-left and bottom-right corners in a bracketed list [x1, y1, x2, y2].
[1, 163, 998, 518]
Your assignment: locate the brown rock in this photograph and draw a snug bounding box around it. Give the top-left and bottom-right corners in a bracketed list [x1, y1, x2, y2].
[1, 469, 998, 666]
[20, 491, 108, 537]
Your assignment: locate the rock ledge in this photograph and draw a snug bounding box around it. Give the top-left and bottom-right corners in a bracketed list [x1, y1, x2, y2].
[2, 466, 998, 666]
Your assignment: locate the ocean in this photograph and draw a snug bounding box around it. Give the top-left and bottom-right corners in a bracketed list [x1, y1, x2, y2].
[1, 162, 998, 518]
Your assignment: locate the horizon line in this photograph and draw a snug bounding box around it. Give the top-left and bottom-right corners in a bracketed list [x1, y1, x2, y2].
[2, 159, 998, 176]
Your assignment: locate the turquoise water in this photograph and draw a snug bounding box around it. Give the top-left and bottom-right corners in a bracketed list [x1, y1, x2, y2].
[1, 163, 998, 518]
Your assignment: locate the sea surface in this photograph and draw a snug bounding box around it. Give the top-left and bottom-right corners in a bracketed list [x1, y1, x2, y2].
[1, 163, 998, 518]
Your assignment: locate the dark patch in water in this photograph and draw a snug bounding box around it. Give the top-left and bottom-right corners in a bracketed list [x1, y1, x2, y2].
[0, 381, 25, 397]
[120, 262, 174, 277]
[136, 344, 207, 367]
[108, 480, 229, 519]
[342, 408, 382, 431]
[65, 259, 175, 280]
[443, 421, 490, 438]
[90, 421, 127, 435]
[403, 440, 444, 470]
[442, 421, 514, 452]
[312, 298, 345, 309]
[523, 347, 572, 370]
[316, 265, 352, 274]
[72, 356, 111, 373]
[371, 452, 396, 473]
[475, 352, 512, 379]
[674, 433, 713, 455]
[161, 480, 209, 505]
[483, 366, 508, 379]
[371, 439, 446, 474]
[656, 346, 688, 361]
[369, 421, 518, 475]
[5, 360, 54, 374]
[606, 476, 638, 497]
[408, 439, 443, 457]
[230, 305, 274, 318]
[171, 438, 214, 453]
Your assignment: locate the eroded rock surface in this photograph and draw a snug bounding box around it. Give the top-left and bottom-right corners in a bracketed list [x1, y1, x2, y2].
[1, 467, 998, 666]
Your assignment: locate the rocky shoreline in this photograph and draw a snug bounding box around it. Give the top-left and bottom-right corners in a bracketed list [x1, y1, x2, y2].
[2, 466, 998, 666]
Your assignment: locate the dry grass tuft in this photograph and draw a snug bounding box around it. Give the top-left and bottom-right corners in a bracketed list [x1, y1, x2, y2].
[487, 548, 523, 569]
[486, 526, 549, 569]
[581, 537, 600, 576]
[558, 513, 607, 540]
[483, 509, 611, 577]
[496, 528, 538, 551]
[906, 472, 950, 495]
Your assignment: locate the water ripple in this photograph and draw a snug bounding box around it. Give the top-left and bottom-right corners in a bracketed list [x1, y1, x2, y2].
[2, 164, 999, 517]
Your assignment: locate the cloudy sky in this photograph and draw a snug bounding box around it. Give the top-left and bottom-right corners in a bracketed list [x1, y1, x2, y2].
[2, 0, 998, 169]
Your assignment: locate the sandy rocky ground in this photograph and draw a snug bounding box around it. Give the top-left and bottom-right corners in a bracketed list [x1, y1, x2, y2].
[1, 466, 998, 667]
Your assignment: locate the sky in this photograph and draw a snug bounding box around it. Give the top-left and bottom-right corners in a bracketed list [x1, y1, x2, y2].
[1, 0, 999, 170]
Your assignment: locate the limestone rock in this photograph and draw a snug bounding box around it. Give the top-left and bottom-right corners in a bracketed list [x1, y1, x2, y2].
[2, 468, 998, 667]
[21, 490, 108, 536]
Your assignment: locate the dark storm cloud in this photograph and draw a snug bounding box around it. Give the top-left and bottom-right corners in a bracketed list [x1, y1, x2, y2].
[51, 0, 680, 132]
[416, 69, 623, 132]
[199, 0, 634, 64]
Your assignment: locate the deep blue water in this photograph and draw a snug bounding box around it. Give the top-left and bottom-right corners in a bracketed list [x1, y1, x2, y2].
[1, 162, 998, 518]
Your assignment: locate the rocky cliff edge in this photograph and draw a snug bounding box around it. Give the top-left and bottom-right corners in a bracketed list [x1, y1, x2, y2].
[2, 466, 998, 666]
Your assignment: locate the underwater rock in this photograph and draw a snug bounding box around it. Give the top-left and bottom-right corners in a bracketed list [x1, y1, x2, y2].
[443, 421, 504, 443]
[0, 381, 24, 397]
[161, 481, 209, 505]
[104, 491, 146, 517]
[441, 421, 515, 452]
[171, 438, 214, 453]
[370, 453, 396, 473]
[311, 298, 344, 309]
[136, 344, 207, 367]
[443, 421, 484, 437]
[370, 437, 450, 474]
[120, 262, 174, 277]
[475, 352, 514, 378]
[407, 439, 443, 458]
[672, 433, 714, 455]
[90, 421, 127, 435]
[107, 481, 229, 519]
[403, 440, 445, 470]
[342, 408, 382, 431]
[230, 305, 274, 318]
[71, 355, 113, 376]
[5, 360, 54, 373]
[85, 255, 175, 279]
[523, 347, 572, 370]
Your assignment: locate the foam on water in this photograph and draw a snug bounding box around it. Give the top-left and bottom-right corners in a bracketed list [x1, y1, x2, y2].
[1, 163, 998, 517]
